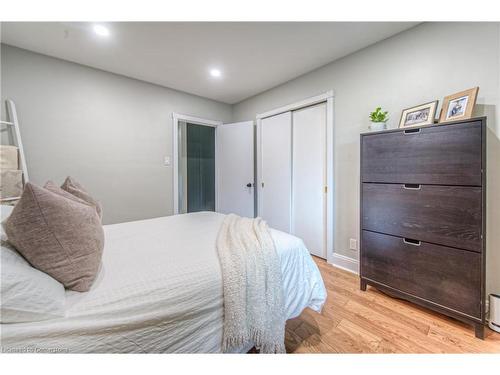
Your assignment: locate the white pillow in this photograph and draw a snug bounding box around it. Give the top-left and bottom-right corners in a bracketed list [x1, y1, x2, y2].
[1, 204, 14, 217]
[1, 234, 66, 323]
[1, 205, 14, 241]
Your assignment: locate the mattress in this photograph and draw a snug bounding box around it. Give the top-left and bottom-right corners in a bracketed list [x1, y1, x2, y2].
[1, 212, 327, 353]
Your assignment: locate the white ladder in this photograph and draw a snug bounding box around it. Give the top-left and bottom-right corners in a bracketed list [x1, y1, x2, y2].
[1, 99, 29, 202]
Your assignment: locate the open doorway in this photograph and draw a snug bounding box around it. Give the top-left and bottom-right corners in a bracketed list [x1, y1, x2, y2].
[172, 113, 255, 217]
[178, 121, 216, 213]
[173, 114, 221, 214]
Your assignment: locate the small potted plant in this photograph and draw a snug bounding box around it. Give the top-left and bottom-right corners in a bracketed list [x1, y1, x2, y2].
[369, 107, 389, 131]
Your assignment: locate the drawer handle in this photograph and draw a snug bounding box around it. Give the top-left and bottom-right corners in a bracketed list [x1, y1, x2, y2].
[403, 128, 421, 135]
[403, 184, 421, 190]
[403, 238, 421, 246]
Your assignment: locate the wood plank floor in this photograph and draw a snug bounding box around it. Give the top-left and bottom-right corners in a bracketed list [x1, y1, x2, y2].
[284, 257, 500, 353]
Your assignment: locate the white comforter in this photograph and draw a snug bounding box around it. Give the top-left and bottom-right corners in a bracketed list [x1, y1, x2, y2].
[1, 212, 326, 353]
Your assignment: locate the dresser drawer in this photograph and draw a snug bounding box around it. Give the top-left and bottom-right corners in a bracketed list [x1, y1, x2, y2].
[361, 230, 481, 318]
[361, 121, 482, 186]
[362, 183, 482, 252]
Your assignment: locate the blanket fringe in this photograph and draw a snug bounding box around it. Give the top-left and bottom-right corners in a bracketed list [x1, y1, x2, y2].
[222, 328, 286, 354]
[222, 335, 249, 352]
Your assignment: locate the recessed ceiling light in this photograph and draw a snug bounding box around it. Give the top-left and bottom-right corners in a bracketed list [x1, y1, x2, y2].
[93, 24, 110, 37]
[210, 68, 222, 78]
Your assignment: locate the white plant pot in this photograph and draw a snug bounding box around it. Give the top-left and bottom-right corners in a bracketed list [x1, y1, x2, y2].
[370, 122, 387, 132]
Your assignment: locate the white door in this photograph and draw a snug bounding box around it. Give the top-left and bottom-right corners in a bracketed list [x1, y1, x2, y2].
[259, 112, 292, 232]
[217, 121, 255, 218]
[292, 103, 327, 258]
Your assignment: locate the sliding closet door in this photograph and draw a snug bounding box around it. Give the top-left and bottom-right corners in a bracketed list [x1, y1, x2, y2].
[292, 103, 327, 258]
[260, 112, 292, 232]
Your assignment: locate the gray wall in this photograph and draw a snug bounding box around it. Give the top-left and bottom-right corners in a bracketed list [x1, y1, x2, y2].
[2, 23, 500, 295]
[232, 22, 500, 295]
[1, 44, 232, 224]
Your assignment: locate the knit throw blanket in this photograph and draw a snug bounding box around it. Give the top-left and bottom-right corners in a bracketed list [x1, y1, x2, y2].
[216, 214, 286, 354]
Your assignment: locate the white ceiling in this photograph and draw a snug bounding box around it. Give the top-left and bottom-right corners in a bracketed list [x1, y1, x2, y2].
[1, 22, 418, 104]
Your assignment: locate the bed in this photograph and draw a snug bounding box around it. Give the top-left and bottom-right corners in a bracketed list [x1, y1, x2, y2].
[1, 211, 327, 353]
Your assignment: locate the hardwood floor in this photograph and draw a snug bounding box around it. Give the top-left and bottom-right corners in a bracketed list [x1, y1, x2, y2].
[284, 257, 500, 353]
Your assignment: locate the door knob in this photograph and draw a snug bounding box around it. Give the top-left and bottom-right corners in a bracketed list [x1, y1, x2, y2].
[246, 183, 252, 188]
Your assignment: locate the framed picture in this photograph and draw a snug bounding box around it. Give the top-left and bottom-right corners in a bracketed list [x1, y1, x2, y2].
[439, 87, 479, 123]
[399, 100, 438, 128]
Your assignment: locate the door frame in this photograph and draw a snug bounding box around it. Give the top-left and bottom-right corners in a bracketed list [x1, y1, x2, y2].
[172, 113, 222, 215]
[256, 90, 335, 263]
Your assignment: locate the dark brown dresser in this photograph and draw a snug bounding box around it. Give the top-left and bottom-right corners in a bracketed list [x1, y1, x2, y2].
[359, 117, 486, 339]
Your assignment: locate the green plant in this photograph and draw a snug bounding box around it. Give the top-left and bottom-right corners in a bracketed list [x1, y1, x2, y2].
[369, 107, 389, 123]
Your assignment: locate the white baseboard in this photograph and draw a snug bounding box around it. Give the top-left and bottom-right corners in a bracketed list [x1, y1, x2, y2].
[329, 253, 359, 274]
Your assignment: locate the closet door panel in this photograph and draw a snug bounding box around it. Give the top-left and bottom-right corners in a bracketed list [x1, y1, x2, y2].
[292, 103, 327, 258]
[260, 112, 292, 232]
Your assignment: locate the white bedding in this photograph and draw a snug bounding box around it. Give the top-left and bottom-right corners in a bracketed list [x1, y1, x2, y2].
[1, 212, 326, 353]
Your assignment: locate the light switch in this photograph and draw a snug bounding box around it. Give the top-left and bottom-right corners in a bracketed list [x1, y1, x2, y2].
[349, 238, 357, 251]
[164, 156, 171, 166]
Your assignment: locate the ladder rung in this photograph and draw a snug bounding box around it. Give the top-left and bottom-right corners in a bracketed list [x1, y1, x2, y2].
[0, 196, 21, 202]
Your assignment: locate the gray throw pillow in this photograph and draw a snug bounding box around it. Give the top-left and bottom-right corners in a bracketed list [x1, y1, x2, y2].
[44, 180, 91, 207]
[61, 176, 103, 221]
[3, 182, 104, 292]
